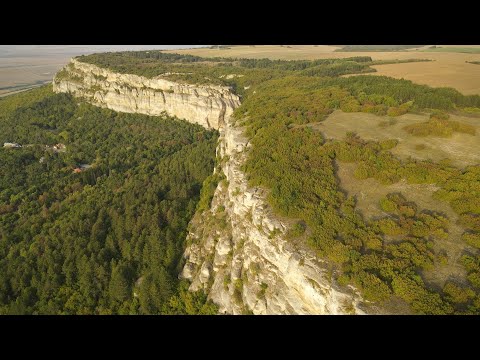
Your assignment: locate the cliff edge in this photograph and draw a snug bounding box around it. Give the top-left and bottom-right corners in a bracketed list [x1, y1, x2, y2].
[54, 58, 367, 314]
[53, 58, 240, 129]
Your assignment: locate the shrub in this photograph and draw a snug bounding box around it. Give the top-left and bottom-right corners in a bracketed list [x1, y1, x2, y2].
[354, 163, 371, 180]
[462, 232, 480, 249]
[443, 282, 475, 304]
[379, 139, 399, 150]
[459, 214, 480, 231]
[379, 198, 397, 213]
[354, 272, 391, 302]
[363, 236, 383, 251]
[376, 218, 407, 236]
[287, 221, 307, 238]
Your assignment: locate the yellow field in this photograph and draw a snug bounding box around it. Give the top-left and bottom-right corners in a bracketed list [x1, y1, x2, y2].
[168, 45, 342, 59]
[370, 53, 480, 95]
[167, 45, 480, 95]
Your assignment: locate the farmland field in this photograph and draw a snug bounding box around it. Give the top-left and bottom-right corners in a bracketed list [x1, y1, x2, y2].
[422, 46, 480, 54]
[169, 45, 480, 95]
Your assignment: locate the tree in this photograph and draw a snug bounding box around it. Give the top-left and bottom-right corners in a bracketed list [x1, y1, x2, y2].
[109, 263, 133, 303]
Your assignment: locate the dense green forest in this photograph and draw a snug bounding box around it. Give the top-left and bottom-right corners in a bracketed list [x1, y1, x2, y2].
[0, 86, 218, 314]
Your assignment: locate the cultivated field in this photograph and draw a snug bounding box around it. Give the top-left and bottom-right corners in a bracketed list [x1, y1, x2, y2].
[422, 45, 480, 54]
[370, 53, 480, 95]
[167, 45, 342, 59]
[168, 45, 480, 95]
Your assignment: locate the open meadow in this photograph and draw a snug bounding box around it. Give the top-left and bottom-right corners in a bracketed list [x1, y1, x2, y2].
[318, 110, 480, 168]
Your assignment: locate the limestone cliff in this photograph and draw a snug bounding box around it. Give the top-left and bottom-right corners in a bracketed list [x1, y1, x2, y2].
[54, 58, 368, 314]
[53, 58, 240, 129]
[181, 119, 366, 314]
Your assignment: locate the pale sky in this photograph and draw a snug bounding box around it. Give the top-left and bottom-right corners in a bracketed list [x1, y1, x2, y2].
[0, 45, 207, 57]
[0, 45, 210, 95]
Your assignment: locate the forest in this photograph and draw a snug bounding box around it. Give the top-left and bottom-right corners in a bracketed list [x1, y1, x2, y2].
[0, 86, 218, 314]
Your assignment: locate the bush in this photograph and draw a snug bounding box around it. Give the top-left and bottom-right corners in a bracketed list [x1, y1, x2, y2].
[459, 214, 480, 231]
[353, 272, 391, 302]
[463, 232, 480, 249]
[363, 236, 383, 251]
[379, 139, 399, 150]
[354, 163, 371, 180]
[403, 114, 476, 137]
[197, 172, 223, 212]
[443, 282, 475, 304]
[379, 198, 397, 213]
[287, 221, 307, 238]
[376, 218, 407, 236]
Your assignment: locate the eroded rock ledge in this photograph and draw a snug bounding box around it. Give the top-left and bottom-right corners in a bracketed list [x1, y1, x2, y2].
[53, 58, 240, 130]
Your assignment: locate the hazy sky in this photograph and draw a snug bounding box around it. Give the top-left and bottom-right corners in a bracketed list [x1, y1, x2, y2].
[0, 45, 209, 96]
[0, 45, 207, 57]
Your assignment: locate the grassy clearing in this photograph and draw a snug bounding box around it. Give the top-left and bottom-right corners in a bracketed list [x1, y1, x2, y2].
[317, 110, 480, 168]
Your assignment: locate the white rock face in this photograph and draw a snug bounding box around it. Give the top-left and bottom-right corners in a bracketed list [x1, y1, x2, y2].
[182, 119, 367, 315]
[54, 59, 368, 314]
[53, 58, 241, 129]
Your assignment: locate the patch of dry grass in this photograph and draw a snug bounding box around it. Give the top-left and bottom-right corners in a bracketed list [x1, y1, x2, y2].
[403, 113, 476, 137]
[316, 110, 480, 168]
[336, 162, 467, 289]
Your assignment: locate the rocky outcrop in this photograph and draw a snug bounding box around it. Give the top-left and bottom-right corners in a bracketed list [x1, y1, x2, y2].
[181, 118, 366, 314]
[54, 58, 367, 314]
[53, 58, 240, 129]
